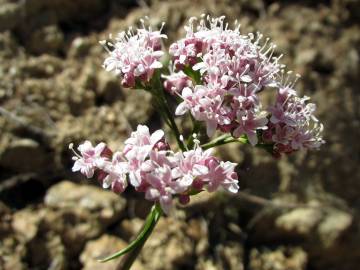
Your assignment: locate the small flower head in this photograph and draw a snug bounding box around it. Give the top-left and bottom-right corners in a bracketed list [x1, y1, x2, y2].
[266, 85, 325, 153]
[70, 125, 239, 214]
[101, 19, 167, 88]
[162, 71, 193, 95]
[70, 141, 108, 178]
[171, 15, 281, 140]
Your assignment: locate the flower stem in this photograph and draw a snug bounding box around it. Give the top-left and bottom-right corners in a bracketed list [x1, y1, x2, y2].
[152, 74, 186, 151]
[99, 204, 162, 269]
[201, 134, 275, 154]
[118, 204, 162, 270]
[201, 134, 247, 150]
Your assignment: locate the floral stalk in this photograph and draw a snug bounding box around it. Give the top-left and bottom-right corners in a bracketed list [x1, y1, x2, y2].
[99, 204, 162, 267]
[201, 134, 247, 150]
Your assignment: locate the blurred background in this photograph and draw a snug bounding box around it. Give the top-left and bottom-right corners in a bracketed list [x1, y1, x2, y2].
[0, 0, 359, 269]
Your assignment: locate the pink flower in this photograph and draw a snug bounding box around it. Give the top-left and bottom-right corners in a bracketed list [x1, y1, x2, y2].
[266, 87, 324, 153]
[144, 165, 175, 214]
[233, 111, 268, 146]
[71, 141, 107, 178]
[124, 125, 165, 188]
[202, 158, 239, 193]
[102, 152, 128, 193]
[102, 20, 167, 88]
[171, 16, 281, 140]
[163, 71, 193, 95]
[70, 125, 240, 214]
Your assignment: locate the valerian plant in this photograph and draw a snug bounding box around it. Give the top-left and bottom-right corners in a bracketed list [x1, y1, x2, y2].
[69, 15, 324, 269]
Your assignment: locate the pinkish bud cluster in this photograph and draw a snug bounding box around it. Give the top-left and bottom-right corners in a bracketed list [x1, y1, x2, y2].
[169, 16, 282, 144]
[263, 86, 325, 155]
[101, 19, 167, 88]
[70, 125, 239, 214]
[162, 71, 193, 95]
[168, 15, 324, 152]
[100, 15, 324, 157]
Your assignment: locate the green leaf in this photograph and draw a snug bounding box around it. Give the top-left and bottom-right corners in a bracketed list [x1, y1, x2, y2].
[183, 65, 201, 84]
[98, 204, 162, 263]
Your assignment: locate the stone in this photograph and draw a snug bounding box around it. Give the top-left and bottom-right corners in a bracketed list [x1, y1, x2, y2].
[217, 242, 244, 270]
[26, 25, 64, 55]
[80, 234, 144, 270]
[317, 209, 352, 249]
[0, 3, 22, 31]
[123, 216, 197, 270]
[0, 138, 48, 173]
[0, 201, 12, 235]
[26, 232, 67, 270]
[12, 208, 42, 242]
[68, 37, 94, 58]
[249, 246, 308, 270]
[96, 69, 124, 104]
[275, 208, 323, 236]
[43, 181, 126, 255]
[122, 90, 154, 125]
[45, 181, 126, 226]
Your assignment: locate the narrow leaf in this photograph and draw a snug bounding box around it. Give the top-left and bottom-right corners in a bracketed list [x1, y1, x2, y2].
[98, 204, 162, 262]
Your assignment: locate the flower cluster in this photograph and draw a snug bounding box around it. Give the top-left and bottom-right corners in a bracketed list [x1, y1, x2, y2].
[168, 16, 281, 144]
[101, 19, 167, 87]
[165, 15, 324, 152]
[69, 15, 326, 266]
[264, 86, 324, 154]
[71, 125, 239, 214]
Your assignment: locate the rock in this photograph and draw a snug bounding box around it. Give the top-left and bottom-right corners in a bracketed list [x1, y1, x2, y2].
[0, 138, 48, 173]
[123, 216, 198, 270]
[43, 181, 126, 255]
[118, 218, 144, 241]
[26, 231, 67, 270]
[45, 181, 126, 226]
[0, 201, 12, 235]
[216, 242, 244, 270]
[249, 246, 308, 270]
[0, 3, 22, 32]
[295, 49, 317, 66]
[19, 55, 63, 78]
[275, 208, 323, 237]
[0, 203, 27, 270]
[317, 209, 352, 249]
[0, 236, 27, 270]
[80, 234, 144, 270]
[181, 191, 220, 213]
[12, 208, 42, 242]
[26, 25, 64, 55]
[96, 69, 124, 104]
[195, 258, 218, 270]
[122, 90, 154, 125]
[68, 37, 94, 58]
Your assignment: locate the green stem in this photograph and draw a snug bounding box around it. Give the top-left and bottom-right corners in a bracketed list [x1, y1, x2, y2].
[163, 104, 186, 151]
[118, 204, 162, 270]
[98, 204, 162, 267]
[201, 134, 248, 150]
[152, 74, 186, 151]
[201, 134, 275, 154]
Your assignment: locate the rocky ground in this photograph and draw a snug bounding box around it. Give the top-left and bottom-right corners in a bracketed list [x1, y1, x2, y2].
[0, 0, 359, 269]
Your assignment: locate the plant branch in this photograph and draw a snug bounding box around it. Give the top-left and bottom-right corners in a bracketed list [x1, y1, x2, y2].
[201, 134, 247, 150]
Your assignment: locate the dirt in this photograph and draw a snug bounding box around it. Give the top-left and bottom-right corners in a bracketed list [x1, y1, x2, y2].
[0, 0, 359, 269]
